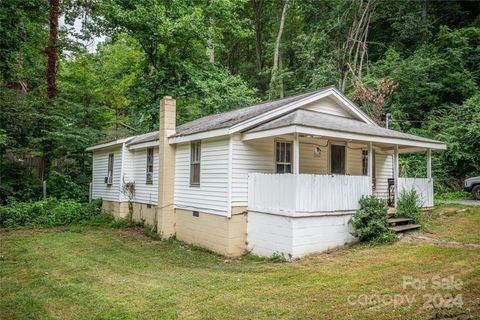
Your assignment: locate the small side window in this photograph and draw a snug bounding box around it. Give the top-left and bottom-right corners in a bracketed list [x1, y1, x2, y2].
[362, 150, 368, 176]
[106, 153, 114, 185]
[275, 140, 292, 173]
[190, 141, 201, 185]
[146, 147, 154, 184]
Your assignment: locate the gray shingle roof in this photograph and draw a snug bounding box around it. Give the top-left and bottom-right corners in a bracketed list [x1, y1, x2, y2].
[125, 131, 159, 146]
[171, 88, 332, 137]
[122, 88, 331, 146]
[104, 87, 443, 148]
[246, 109, 444, 145]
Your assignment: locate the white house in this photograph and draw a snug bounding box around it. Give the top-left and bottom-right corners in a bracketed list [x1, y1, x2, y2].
[86, 87, 446, 259]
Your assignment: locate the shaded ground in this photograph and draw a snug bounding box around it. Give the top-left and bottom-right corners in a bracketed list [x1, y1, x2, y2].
[1, 206, 479, 320]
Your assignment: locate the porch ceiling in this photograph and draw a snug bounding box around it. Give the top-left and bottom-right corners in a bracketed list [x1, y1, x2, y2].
[242, 109, 446, 151]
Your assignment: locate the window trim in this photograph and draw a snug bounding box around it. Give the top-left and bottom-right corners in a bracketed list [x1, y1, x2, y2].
[106, 153, 114, 185]
[361, 148, 376, 189]
[146, 147, 154, 184]
[362, 149, 368, 176]
[275, 140, 292, 174]
[190, 141, 201, 186]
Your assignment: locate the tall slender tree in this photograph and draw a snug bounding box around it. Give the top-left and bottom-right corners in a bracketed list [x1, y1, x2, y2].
[270, 0, 289, 98]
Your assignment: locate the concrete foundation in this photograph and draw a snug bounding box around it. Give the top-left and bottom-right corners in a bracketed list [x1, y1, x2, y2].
[101, 200, 247, 257]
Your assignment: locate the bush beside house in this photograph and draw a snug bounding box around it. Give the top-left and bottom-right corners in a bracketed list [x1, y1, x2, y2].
[350, 196, 397, 244]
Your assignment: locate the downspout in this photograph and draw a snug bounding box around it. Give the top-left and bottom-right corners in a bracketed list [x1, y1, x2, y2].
[227, 135, 233, 218]
[119, 142, 126, 202]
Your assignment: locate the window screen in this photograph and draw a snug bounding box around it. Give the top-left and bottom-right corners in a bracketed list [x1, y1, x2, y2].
[146, 147, 154, 184]
[190, 141, 201, 185]
[107, 153, 114, 184]
[275, 141, 292, 173]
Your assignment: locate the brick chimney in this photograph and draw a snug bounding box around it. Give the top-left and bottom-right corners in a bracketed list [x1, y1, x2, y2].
[157, 96, 176, 238]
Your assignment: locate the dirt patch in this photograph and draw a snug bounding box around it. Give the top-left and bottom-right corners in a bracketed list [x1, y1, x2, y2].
[400, 234, 480, 249]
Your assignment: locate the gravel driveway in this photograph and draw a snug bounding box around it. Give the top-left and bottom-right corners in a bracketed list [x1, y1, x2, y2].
[439, 199, 480, 206]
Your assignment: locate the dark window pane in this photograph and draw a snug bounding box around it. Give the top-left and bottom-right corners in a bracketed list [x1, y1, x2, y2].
[285, 164, 291, 173]
[286, 143, 291, 162]
[276, 164, 284, 173]
[276, 142, 280, 162]
[190, 142, 201, 185]
[331, 145, 345, 174]
[191, 163, 200, 184]
[280, 143, 285, 162]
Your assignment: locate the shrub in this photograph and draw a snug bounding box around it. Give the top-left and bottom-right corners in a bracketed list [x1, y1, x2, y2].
[47, 171, 89, 202]
[435, 191, 471, 200]
[396, 188, 422, 224]
[0, 198, 102, 229]
[0, 160, 42, 204]
[350, 196, 390, 242]
[369, 230, 398, 245]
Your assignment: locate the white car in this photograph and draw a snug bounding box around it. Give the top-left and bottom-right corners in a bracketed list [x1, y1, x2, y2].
[464, 176, 480, 200]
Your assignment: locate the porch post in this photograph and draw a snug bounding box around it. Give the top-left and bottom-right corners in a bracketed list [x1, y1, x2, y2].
[394, 145, 399, 208]
[368, 142, 373, 191]
[426, 148, 432, 179]
[293, 133, 299, 174]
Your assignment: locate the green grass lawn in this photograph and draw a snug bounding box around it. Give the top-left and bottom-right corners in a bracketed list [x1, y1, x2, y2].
[425, 205, 480, 244]
[1, 207, 480, 320]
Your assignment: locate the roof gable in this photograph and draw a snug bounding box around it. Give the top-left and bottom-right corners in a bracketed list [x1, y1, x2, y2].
[172, 87, 377, 140]
[228, 87, 377, 134]
[301, 96, 356, 119]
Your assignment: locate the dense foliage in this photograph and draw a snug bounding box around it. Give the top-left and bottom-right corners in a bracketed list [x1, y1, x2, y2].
[0, 198, 103, 229]
[350, 195, 396, 244]
[396, 189, 422, 225]
[1, 0, 479, 202]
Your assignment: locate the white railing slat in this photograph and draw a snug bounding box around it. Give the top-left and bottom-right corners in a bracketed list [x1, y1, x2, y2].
[397, 178, 434, 208]
[247, 173, 372, 215]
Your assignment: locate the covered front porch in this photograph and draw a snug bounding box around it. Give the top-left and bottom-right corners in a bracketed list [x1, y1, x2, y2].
[242, 110, 446, 258]
[246, 135, 438, 216]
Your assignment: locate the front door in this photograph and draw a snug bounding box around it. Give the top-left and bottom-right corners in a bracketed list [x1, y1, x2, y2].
[330, 144, 345, 175]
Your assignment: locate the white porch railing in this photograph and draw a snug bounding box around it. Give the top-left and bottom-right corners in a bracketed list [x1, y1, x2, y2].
[398, 178, 434, 208]
[247, 173, 372, 216]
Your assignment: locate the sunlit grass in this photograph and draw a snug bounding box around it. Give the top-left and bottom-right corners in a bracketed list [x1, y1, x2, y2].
[1, 208, 479, 319]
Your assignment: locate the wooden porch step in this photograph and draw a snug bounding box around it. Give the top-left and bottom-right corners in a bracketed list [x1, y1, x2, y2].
[389, 224, 421, 233]
[387, 217, 413, 225]
[387, 208, 397, 215]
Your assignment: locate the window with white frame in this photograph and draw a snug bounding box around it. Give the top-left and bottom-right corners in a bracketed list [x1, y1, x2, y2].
[275, 140, 292, 173]
[190, 141, 201, 185]
[106, 153, 114, 185]
[362, 149, 368, 176]
[362, 149, 376, 188]
[146, 147, 154, 184]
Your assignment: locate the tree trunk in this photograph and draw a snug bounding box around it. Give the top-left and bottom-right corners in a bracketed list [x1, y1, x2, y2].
[270, 0, 288, 97]
[337, 0, 376, 93]
[207, 17, 215, 64]
[39, 0, 59, 180]
[279, 53, 284, 98]
[252, 0, 263, 72]
[45, 0, 59, 99]
[421, 0, 428, 43]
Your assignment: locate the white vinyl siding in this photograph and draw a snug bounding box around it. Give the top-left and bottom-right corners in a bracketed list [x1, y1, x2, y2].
[301, 96, 353, 118]
[231, 136, 369, 206]
[92, 146, 123, 201]
[231, 135, 275, 206]
[130, 147, 159, 205]
[298, 138, 328, 174]
[174, 138, 229, 215]
[374, 151, 394, 200]
[346, 143, 364, 176]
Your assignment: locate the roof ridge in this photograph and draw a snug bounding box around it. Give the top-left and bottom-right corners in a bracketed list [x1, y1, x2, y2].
[175, 87, 332, 130]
